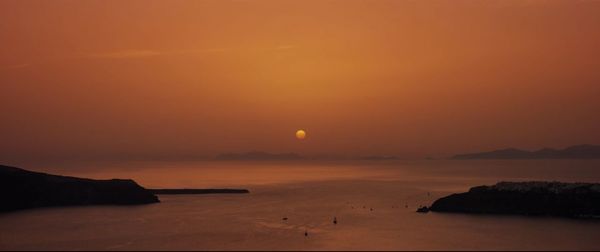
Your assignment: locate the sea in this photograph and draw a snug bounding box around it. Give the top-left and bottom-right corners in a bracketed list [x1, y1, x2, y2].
[1, 159, 600, 250]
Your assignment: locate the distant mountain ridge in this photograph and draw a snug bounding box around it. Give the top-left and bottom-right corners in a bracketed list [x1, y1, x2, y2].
[357, 155, 400, 160]
[215, 152, 405, 161]
[215, 151, 304, 161]
[452, 144, 600, 159]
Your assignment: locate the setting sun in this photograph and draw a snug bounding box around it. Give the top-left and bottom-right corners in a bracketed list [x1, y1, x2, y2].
[295, 130, 306, 140]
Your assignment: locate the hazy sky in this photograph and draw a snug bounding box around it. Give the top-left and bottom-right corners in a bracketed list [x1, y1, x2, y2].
[1, 0, 599, 164]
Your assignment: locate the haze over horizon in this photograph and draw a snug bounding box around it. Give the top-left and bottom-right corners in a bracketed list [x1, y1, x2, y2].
[2, 0, 600, 166]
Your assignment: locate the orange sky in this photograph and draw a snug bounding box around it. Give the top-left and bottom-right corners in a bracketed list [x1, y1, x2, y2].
[1, 0, 599, 164]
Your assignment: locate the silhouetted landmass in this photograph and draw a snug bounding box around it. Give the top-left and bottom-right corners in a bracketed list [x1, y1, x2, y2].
[429, 181, 600, 218]
[0, 164, 159, 212]
[149, 189, 249, 194]
[357, 155, 400, 160]
[215, 151, 304, 160]
[451, 144, 600, 159]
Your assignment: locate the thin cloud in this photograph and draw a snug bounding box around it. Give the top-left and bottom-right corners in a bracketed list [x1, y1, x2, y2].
[183, 48, 230, 54]
[86, 48, 230, 59]
[85, 46, 294, 60]
[87, 50, 163, 59]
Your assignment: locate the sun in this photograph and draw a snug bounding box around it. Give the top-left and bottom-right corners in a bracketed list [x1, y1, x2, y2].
[295, 129, 306, 140]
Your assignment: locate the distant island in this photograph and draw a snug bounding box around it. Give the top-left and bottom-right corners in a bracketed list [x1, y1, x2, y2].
[215, 152, 405, 161]
[0, 164, 250, 213]
[215, 151, 305, 161]
[356, 155, 400, 160]
[149, 189, 249, 194]
[428, 181, 600, 218]
[451, 144, 600, 159]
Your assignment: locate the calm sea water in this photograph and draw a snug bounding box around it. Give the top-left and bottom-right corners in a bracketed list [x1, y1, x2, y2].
[1, 160, 600, 250]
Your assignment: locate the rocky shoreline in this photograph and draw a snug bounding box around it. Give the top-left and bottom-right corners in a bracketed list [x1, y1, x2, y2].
[0, 165, 159, 212]
[0, 164, 250, 213]
[428, 181, 600, 218]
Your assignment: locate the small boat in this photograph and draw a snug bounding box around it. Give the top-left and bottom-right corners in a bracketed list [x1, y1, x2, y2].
[333, 217, 337, 225]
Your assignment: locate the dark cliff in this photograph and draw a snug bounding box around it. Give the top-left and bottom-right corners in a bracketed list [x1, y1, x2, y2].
[0, 165, 159, 212]
[430, 181, 600, 218]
